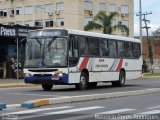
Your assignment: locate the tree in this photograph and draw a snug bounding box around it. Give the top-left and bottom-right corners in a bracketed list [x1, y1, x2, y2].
[152, 26, 160, 38]
[152, 26, 160, 46]
[84, 12, 129, 36]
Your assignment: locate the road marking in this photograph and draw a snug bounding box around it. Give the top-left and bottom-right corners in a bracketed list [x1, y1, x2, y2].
[139, 110, 160, 114]
[8, 106, 73, 115]
[54, 114, 93, 120]
[45, 106, 104, 115]
[147, 105, 160, 110]
[8, 93, 64, 97]
[96, 108, 136, 114]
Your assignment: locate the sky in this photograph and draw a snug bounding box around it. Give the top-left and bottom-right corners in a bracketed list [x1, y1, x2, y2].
[134, 0, 160, 36]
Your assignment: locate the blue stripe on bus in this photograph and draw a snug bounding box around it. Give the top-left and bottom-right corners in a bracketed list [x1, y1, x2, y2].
[59, 74, 68, 83]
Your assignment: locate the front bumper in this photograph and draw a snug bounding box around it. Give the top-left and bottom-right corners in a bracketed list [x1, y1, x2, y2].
[24, 74, 68, 85]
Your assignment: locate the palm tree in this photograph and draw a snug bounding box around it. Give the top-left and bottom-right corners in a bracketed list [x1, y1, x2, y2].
[114, 21, 129, 36]
[84, 12, 129, 36]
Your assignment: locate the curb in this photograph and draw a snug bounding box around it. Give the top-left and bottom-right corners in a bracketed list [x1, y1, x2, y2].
[20, 88, 160, 109]
[141, 76, 160, 79]
[21, 99, 49, 109]
[0, 84, 37, 88]
[0, 103, 6, 110]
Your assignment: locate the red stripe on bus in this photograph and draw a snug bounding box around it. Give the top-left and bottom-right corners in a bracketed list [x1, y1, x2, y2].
[79, 57, 90, 71]
[116, 59, 123, 71]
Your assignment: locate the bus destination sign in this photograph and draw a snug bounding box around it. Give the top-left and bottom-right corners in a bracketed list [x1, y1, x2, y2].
[28, 30, 67, 38]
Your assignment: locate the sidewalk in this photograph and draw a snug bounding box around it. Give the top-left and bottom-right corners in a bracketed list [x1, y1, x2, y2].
[0, 79, 37, 88]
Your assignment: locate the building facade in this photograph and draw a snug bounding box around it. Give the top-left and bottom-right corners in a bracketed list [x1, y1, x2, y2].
[0, 0, 134, 37]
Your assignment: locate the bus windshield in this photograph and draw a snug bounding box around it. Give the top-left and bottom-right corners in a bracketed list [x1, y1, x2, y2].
[25, 37, 67, 68]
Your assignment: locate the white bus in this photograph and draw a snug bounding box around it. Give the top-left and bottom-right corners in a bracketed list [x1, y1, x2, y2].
[24, 29, 142, 91]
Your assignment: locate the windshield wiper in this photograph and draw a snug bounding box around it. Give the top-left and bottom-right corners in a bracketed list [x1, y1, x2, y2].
[47, 37, 57, 47]
[35, 38, 42, 46]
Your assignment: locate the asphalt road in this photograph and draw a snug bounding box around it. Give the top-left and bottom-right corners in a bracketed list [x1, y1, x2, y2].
[1, 91, 160, 120]
[0, 78, 160, 105]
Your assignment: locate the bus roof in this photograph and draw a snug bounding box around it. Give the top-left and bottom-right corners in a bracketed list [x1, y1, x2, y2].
[67, 29, 140, 43]
[29, 28, 140, 43]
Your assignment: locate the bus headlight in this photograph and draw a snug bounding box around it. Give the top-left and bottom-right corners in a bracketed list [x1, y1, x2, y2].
[25, 73, 32, 77]
[58, 72, 64, 77]
[54, 71, 65, 77]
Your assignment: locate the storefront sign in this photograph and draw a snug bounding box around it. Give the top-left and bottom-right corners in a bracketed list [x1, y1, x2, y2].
[17, 28, 31, 37]
[0, 26, 16, 37]
[0, 24, 39, 38]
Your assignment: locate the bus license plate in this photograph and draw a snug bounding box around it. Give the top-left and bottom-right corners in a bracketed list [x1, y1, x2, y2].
[52, 77, 59, 80]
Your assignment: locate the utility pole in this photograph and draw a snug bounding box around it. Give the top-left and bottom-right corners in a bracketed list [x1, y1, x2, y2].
[142, 12, 153, 73]
[136, 0, 143, 76]
[136, 0, 143, 52]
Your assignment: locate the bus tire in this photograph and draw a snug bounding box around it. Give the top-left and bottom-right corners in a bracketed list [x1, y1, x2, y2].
[42, 84, 53, 91]
[75, 72, 88, 90]
[112, 70, 125, 87]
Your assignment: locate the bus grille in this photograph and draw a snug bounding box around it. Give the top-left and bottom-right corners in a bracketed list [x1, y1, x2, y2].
[33, 74, 52, 77]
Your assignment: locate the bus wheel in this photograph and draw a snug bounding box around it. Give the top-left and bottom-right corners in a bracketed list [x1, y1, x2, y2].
[42, 84, 53, 91]
[88, 82, 97, 88]
[112, 70, 125, 87]
[75, 72, 88, 90]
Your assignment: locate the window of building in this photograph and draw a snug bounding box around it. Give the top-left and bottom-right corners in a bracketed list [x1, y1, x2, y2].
[121, 20, 129, 27]
[109, 4, 116, 12]
[121, 20, 129, 32]
[125, 42, 133, 58]
[99, 3, 106, 12]
[45, 20, 53, 27]
[117, 41, 125, 57]
[84, 17, 92, 25]
[8, 8, 14, 17]
[11, 9, 14, 14]
[100, 39, 109, 57]
[44, 4, 53, 12]
[35, 5, 43, 13]
[121, 5, 129, 14]
[25, 6, 32, 15]
[16, 7, 23, 15]
[56, 18, 64, 27]
[3, 10, 7, 17]
[84, 1, 93, 11]
[56, 2, 64, 11]
[109, 40, 117, 57]
[0, 9, 7, 17]
[34, 20, 43, 27]
[25, 20, 33, 26]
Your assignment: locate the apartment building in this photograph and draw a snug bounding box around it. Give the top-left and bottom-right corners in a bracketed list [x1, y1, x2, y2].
[0, 0, 134, 37]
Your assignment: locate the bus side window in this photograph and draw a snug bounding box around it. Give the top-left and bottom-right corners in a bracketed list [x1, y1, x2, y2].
[117, 41, 125, 57]
[99, 39, 109, 57]
[133, 43, 141, 58]
[69, 35, 79, 66]
[125, 42, 133, 58]
[109, 40, 117, 57]
[79, 36, 88, 56]
[88, 37, 100, 57]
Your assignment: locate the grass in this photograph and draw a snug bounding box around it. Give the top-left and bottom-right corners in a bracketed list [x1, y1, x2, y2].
[144, 73, 160, 77]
